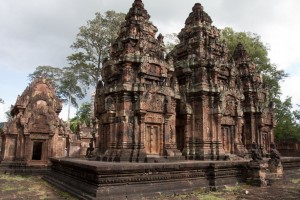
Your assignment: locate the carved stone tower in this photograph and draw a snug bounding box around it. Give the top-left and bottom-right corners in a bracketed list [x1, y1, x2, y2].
[233, 43, 276, 155]
[95, 0, 181, 162]
[95, 1, 275, 162]
[174, 3, 230, 159]
[1, 78, 69, 166]
[173, 3, 274, 160]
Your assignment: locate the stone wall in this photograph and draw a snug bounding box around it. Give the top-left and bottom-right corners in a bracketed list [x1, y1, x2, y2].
[277, 141, 300, 157]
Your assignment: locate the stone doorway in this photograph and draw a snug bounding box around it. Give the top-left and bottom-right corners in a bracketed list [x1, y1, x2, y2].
[145, 125, 161, 155]
[32, 141, 43, 160]
[176, 126, 185, 151]
[221, 126, 234, 154]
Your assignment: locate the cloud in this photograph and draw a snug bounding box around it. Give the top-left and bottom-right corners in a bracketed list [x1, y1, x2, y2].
[0, 0, 300, 121]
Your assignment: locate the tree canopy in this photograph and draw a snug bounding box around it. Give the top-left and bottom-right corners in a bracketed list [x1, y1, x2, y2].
[0, 98, 3, 104]
[70, 102, 92, 132]
[67, 11, 126, 89]
[274, 97, 300, 141]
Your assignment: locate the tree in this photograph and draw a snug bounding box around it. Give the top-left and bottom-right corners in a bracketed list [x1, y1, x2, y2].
[274, 97, 300, 141]
[165, 33, 179, 54]
[67, 11, 126, 89]
[58, 68, 86, 120]
[220, 27, 288, 100]
[29, 66, 86, 120]
[28, 66, 63, 89]
[70, 102, 92, 132]
[5, 110, 12, 121]
[0, 98, 3, 104]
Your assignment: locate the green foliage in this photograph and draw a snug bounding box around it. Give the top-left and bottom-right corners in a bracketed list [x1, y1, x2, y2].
[28, 65, 63, 88]
[274, 97, 300, 141]
[57, 67, 85, 108]
[5, 110, 12, 121]
[220, 27, 288, 100]
[70, 102, 92, 132]
[68, 11, 126, 89]
[28, 66, 85, 109]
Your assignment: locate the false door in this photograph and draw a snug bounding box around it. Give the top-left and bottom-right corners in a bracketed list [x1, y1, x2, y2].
[145, 125, 161, 155]
[222, 126, 234, 153]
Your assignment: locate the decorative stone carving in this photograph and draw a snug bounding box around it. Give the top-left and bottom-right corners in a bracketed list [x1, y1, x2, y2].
[95, 0, 181, 162]
[0, 78, 68, 166]
[94, 0, 275, 162]
[268, 143, 283, 178]
[251, 142, 263, 161]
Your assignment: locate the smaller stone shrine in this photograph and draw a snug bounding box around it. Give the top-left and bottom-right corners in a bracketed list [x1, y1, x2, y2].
[75, 122, 94, 157]
[0, 78, 69, 166]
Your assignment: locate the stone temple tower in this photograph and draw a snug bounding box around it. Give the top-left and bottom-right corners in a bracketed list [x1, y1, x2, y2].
[95, 0, 182, 162]
[173, 3, 275, 160]
[95, 1, 275, 162]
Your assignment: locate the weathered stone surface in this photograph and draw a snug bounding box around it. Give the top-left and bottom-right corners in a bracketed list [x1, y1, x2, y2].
[268, 143, 283, 178]
[45, 158, 248, 199]
[95, 0, 181, 162]
[248, 160, 268, 187]
[94, 1, 275, 162]
[75, 122, 94, 157]
[173, 3, 275, 160]
[277, 141, 300, 157]
[0, 78, 69, 166]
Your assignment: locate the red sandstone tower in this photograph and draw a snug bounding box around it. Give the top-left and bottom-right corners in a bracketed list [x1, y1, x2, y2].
[1, 78, 70, 166]
[95, 1, 275, 161]
[95, 0, 182, 162]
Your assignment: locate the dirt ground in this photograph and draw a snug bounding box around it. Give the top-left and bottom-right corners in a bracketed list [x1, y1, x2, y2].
[0, 171, 299, 200]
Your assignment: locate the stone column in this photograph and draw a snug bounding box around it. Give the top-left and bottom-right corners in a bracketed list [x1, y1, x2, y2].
[23, 135, 31, 163]
[182, 114, 192, 157]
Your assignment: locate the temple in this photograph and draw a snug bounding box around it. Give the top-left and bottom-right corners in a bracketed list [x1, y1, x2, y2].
[0, 78, 70, 166]
[94, 0, 276, 161]
[95, 0, 181, 162]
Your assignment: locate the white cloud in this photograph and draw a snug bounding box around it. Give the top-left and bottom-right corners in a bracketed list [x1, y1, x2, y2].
[0, 0, 300, 115]
[0, 103, 10, 122]
[281, 75, 300, 106]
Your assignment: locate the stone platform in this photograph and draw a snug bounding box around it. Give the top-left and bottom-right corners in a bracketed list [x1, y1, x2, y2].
[0, 161, 50, 175]
[45, 158, 248, 199]
[44, 157, 300, 200]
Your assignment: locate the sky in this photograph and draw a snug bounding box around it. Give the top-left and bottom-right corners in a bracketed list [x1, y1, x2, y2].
[1, 0, 300, 121]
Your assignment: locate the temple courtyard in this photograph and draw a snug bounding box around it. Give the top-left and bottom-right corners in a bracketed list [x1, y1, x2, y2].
[0, 168, 299, 200]
[1, 0, 300, 199]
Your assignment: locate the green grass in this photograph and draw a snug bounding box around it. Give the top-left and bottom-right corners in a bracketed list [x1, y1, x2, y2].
[291, 179, 300, 184]
[0, 174, 29, 181]
[197, 193, 226, 200]
[0, 174, 77, 200]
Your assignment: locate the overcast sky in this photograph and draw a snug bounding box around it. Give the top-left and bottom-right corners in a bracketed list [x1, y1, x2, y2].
[1, 0, 300, 121]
